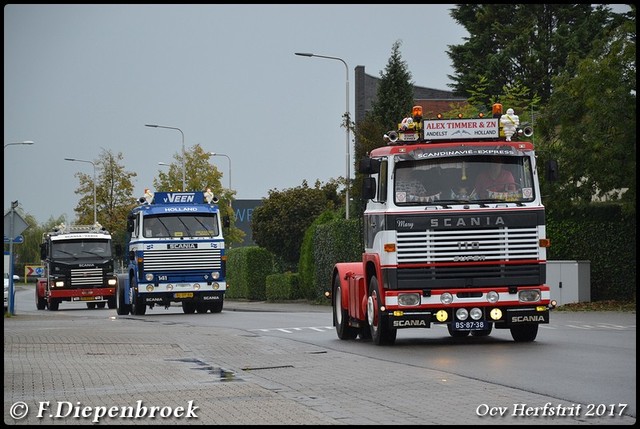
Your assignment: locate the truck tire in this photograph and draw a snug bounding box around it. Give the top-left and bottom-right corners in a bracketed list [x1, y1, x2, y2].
[96, 302, 106, 309]
[510, 324, 538, 342]
[333, 274, 358, 340]
[447, 324, 470, 337]
[471, 323, 493, 337]
[210, 301, 223, 313]
[131, 278, 146, 315]
[367, 276, 397, 345]
[87, 302, 97, 309]
[182, 301, 196, 314]
[116, 283, 131, 315]
[48, 298, 59, 311]
[35, 290, 46, 310]
[107, 297, 117, 309]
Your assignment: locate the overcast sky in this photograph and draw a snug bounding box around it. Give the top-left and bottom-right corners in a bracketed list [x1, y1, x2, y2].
[5, 4, 467, 225]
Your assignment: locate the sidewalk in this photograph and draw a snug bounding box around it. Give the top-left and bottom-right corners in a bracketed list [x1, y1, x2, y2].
[224, 298, 332, 313]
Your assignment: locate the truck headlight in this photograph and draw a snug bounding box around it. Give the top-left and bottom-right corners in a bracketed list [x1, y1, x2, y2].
[455, 308, 468, 321]
[519, 289, 541, 302]
[486, 291, 499, 303]
[440, 292, 453, 304]
[145, 273, 154, 282]
[397, 293, 420, 306]
[211, 271, 220, 280]
[469, 307, 483, 320]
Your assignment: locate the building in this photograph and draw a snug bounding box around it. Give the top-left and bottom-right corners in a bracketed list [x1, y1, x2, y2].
[354, 65, 466, 122]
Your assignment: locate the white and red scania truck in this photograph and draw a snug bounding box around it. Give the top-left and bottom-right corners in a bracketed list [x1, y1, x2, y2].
[330, 104, 557, 345]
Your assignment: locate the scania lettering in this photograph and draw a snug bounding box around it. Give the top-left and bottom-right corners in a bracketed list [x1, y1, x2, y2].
[329, 103, 557, 345]
[36, 223, 117, 311]
[116, 189, 228, 315]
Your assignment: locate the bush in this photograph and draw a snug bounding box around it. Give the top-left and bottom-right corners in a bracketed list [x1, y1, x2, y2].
[226, 246, 274, 300]
[266, 272, 301, 301]
[312, 218, 362, 302]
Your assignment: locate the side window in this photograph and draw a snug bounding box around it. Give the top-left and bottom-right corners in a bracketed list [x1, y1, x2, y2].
[377, 160, 388, 203]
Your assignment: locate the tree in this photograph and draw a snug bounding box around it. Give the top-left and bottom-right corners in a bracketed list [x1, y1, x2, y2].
[252, 179, 341, 271]
[536, 6, 636, 216]
[153, 144, 245, 246]
[352, 40, 414, 216]
[370, 40, 415, 132]
[69, 149, 137, 255]
[447, 4, 616, 104]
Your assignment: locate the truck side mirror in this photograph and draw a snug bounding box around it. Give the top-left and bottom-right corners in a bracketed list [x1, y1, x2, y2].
[126, 215, 134, 233]
[359, 158, 381, 175]
[115, 244, 123, 258]
[40, 243, 47, 260]
[362, 177, 376, 200]
[545, 159, 559, 182]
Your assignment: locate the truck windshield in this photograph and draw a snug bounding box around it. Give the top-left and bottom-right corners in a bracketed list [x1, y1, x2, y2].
[52, 240, 112, 258]
[394, 155, 535, 205]
[143, 214, 219, 238]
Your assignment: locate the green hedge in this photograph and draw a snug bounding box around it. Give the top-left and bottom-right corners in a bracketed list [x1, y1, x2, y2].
[266, 272, 302, 301]
[547, 204, 636, 301]
[312, 219, 362, 302]
[299, 210, 339, 300]
[226, 246, 274, 300]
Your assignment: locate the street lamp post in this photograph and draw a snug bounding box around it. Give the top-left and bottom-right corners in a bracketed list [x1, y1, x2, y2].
[295, 52, 350, 219]
[4, 140, 35, 150]
[146, 124, 186, 190]
[64, 158, 97, 225]
[207, 152, 232, 191]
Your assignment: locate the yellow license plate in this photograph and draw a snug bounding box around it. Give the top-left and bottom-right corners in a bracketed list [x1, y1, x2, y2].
[80, 297, 97, 301]
[174, 292, 193, 298]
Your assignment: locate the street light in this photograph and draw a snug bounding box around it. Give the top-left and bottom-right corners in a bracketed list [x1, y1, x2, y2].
[4, 140, 34, 150]
[295, 52, 351, 219]
[146, 124, 186, 190]
[207, 152, 232, 191]
[64, 158, 97, 225]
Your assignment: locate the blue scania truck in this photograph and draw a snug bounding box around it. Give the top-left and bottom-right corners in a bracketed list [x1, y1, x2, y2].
[116, 189, 228, 315]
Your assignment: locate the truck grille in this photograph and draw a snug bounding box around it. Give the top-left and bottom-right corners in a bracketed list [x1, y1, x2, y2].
[143, 248, 222, 271]
[394, 227, 544, 289]
[70, 268, 105, 287]
[397, 227, 540, 263]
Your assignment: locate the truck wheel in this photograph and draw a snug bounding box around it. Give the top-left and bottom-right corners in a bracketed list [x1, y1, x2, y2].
[116, 283, 131, 315]
[182, 301, 196, 314]
[48, 299, 59, 311]
[333, 274, 357, 340]
[131, 279, 146, 315]
[107, 297, 117, 309]
[35, 291, 46, 310]
[470, 323, 493, 337]
[447, 324, 470, 337]
[210, 301, 223, 313]
[96, 302, 106, 309]
[367, 276, 397, 345]
[87, 302, 97, 309]
[510, 324, 538, 342]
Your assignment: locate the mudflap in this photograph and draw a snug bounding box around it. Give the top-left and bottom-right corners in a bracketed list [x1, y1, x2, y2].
[503, 306, 550, 326]
[388, 311, 432, 329]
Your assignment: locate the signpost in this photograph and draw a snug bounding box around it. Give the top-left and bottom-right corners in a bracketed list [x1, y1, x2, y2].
[4, 235, 24, 244]
[4, 202, 29, 315]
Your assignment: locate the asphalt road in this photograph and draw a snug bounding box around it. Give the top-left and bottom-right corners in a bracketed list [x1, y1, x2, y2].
[4, 285, 636, 425]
